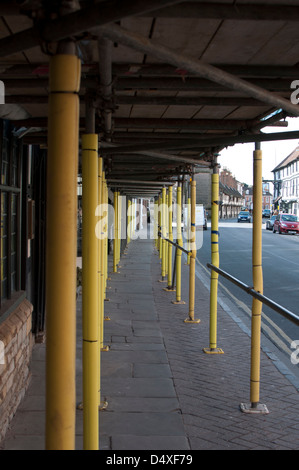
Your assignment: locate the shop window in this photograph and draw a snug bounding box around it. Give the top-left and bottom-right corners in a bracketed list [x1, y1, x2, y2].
[0, 121, 21, 307]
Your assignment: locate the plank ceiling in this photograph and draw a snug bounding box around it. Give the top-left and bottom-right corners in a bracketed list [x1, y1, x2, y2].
[1, 0, 299, 194]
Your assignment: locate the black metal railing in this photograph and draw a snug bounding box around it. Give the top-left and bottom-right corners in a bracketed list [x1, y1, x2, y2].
[207, 263, 299, 326]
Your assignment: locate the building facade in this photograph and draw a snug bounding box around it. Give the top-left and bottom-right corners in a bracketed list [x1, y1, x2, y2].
[272, 146, 299, 215]
[0, 120, 47, 440]
[219, 169, 244, 218]
[243, 184, 273, 212]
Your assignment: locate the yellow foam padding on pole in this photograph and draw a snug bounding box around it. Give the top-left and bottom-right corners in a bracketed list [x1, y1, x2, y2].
[45, 53, 81, 450]
[81, 133, 99, 449]
[250, 149, 263, 405]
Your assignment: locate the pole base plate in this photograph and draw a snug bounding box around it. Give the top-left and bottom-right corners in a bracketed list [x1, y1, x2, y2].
[172, 300, 185, 304]
[163, 287, 176, 292]
[104, 316, 111, 321]
[184, 318, 200, 323]
[240, 402, 269, 414]
[203, 347, 224, 354]
[101, 345, 110, 352]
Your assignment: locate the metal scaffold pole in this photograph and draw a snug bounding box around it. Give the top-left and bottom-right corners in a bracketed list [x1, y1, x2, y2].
[172, 179, 185, 305]
[158, 194, 162, 258]
[113, 191, 119, 273]
[127, 199, 131, 244]
[204, 157, 223, 353]
[164, 186, 175, 292]
[161, 187, 167, 282]
[103, 172, 109, 302]
[81, 133, 99, 449]
[186, 180, 191, 266]
[240, 143, 269, 415]
[45, 45, 80, 450]
[185, 175, 200, 323]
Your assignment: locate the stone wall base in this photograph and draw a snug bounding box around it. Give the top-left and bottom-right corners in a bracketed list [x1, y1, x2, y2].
[0, 299, 33, 442]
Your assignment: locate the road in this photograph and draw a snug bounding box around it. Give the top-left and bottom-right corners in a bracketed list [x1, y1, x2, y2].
[195, 217, 299, 380]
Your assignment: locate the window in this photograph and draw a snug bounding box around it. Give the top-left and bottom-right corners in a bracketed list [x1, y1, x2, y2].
[0, 121, 21, 305]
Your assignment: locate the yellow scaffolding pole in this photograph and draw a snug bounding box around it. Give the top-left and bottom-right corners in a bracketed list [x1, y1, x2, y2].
[103, 172, 109, 299]
[204, 163, 223, 352]
[158, 195, 162, 258]
[113, 191, 119, 273]
[101, 172, 110, 352]
[97, 157, 103, 406]
[118, 192, 122, 265]
[161, 187, 167, 281]
[81, 133, 99, 449]
[186, 190, 191, 266]
[45, 51, 80, 450]
[155, 198, 159, 249]
[165, 193, 169, 277]
[165, 186, 175, 292]
[127, 199, 131, 244]
[98, 157, 104, 341]
[241, 144, 268, 414]
[172, 182, 185, 304]
[185, 178, 200, 323]
[134, 199, 137, 240]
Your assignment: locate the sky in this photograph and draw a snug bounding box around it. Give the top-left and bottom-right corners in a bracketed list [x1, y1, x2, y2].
[218, 116, 299, 187]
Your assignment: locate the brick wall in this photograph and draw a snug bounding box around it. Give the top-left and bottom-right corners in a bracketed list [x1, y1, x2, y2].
[0, 299, 33, 442]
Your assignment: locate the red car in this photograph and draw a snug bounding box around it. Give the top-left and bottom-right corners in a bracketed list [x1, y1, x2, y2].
[273, 213, 299, 234]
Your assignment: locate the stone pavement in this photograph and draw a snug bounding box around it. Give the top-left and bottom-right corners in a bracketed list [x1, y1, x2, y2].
[1, 237, 299, 450]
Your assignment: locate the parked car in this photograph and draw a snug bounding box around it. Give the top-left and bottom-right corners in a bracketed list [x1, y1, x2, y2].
[262, 209, 271, 218]
[237, 211, 251, 223]
[273, 213, 299, 234]
[266, 215, 276, 230]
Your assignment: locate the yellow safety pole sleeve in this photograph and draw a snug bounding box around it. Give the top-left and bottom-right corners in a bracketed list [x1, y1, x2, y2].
[118, 192, 122, 264]
[154, 199, 158, 247]
[187, 196, 191, 265]
[161, 187, 166, 279]
[98, 158, 104, 372]
[131, 199, 135, 239]
[174, 184, 183, 302]
[45, 53, 80, 450]
[103, 173, 108, 294]
[188, 180, 197, 320]
[167, 187, 173, 288]
[158, 195, 162, 258]
[113, 191, 118, 272]
[165, 193, 169, 276]
[132, 199, 135, 241]
[209, 172, 220, 349]
[102, 169, 106, 300]
[102, 170, 108, 294]
[81, 133, 99, 450]
[128, 199, 131, 243]
[250, 148, 263, 406]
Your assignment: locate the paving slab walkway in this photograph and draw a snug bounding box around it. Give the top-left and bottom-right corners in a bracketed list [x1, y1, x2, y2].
[1, 237, 299, 450]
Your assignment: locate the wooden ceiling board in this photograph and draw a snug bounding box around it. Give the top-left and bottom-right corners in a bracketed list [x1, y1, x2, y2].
[130, 104, 167, 118]
[161, 105, 201, 119]
[1, 1, 299, 183]
[247, 22, 299, 65]
[150, 17, 222, 60]
[201, 19, 286, 64]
